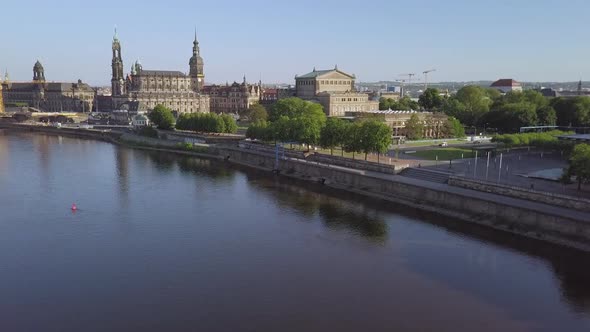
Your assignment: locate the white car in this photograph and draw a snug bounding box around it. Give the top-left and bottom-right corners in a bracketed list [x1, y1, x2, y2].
[439, 142, 448, 147]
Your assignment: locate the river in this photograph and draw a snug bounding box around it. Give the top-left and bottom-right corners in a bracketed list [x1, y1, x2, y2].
[0, 130, 589, 332]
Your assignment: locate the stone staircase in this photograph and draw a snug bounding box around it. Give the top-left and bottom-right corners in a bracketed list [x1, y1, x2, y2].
[399, 168, 451, 184]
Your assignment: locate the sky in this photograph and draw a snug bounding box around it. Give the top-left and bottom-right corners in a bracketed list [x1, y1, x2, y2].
[2, 0, 589, 86]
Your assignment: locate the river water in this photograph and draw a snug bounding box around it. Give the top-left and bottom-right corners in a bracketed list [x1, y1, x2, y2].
[0, 130, 589, 332]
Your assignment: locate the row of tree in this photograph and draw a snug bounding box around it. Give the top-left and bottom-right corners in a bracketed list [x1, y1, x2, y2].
[379, 96, 420, 111]
[416, 86, 590, 133]
[176, 112, 238, 134]
[247, 98, 393, 160]
[147, 104, 238, 134]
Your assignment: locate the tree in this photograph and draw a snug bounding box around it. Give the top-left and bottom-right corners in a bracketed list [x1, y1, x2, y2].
[246, 120, 270, 140]
[148, 104, 175, 130]
[418, 88, 444, 110]
[221, 114, 238, 134]
[269, 97, 326, 124]
[537, 105, 557, 126]
[564, 143, 590, 190]
[453, 86, 493, 126]
[551, 96, 590, 127]
[379, 97, 397, 110]
[443, 117, 465, 138]
[397, 96, 420, 110]
[359, 120, 392, 161]
[246, 104, 268, 122]
[404, 113, 424, 140]
[320, 117, 348, 155]
[343, 122, 363, 159]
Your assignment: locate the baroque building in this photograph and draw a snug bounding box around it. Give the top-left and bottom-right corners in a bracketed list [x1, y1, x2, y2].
[202, 76, 262, 113]
[295, 66, 378, 116]
[110, 30, 209, 114]
[0, 82, 4, 113]
[1, 62, 95, 112]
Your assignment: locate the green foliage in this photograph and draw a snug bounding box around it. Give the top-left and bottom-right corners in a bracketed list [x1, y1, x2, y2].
[148, 104, 175, 130]
[451, 86, 493, 126]
[564, 143, 590, 190]
[491, 130, 573, 149]
[245, 104, 268, 122]
[551, 96, 590, 127]
[343, 122, 363, 155]
[264, 97, 326, 144]
[176, 112, 237, 134]
[537, 105, 557, 126]
[379, 96, 419, 111]
[359, 120, 392, 160]
[246, 120, 270, 140]
[404, 113, 424, 140]
[418, 88, 444, 110]
[269, 97, 326, 124]
[442, 117, 466, 138]
[137, 126, 158, 138]
[176, 142, 210, 153]
[220, 114, 238, 134]
[319, 117, 349, 154]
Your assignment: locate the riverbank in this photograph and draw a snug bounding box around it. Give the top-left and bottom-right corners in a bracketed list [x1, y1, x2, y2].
[3, 122, 590, 252]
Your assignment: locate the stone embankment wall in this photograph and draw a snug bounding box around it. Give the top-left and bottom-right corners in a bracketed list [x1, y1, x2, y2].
[307, 153, 407, 175]
[219, 146, 590, 252]
[0, 123, 122, 142]
[448, 177, 590, 213]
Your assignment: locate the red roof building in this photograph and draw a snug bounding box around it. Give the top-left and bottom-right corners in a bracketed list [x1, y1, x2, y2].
[490, 79, 522, 93]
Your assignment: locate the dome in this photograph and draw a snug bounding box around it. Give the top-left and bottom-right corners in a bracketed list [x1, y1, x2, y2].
[33, 60, 44, 70]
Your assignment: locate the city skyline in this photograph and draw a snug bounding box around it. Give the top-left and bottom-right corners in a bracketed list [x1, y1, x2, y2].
[3, 0, 590, 85]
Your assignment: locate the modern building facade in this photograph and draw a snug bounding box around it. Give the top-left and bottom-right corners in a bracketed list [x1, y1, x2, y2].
[110, 30, 209, 114]
[490, 79, 523, 93]
[295, 67, 378, 116]
[202, 77, 262, 113]
[1, 62, 95, 112]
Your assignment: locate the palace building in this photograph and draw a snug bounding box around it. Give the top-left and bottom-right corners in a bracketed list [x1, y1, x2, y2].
[110, 30, 209, 114]
[202, 77, 262, 114]
[1, 62, 95, 112]
[295, 66, 378, 116]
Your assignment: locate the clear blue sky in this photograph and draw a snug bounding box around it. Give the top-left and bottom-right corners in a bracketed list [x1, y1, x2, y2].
[2, 0, 589, 85]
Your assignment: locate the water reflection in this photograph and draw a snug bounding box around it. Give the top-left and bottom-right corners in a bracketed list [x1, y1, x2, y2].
[245, 168, 590, 317]
[115, 147, 129, 206]
[246, 173, 388, 242]
[141, 150, 235, 183]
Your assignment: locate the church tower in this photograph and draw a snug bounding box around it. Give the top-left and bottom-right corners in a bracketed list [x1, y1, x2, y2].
[33, 60, 45, 82]
[111, 28, 125, 96]
[189, 30, 204, 92]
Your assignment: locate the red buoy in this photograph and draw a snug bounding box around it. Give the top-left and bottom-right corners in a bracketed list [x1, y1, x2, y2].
[71, 203, 77, 211]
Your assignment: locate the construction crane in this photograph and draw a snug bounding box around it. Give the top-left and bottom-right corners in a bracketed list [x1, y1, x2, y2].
[395, 79, 406, 98]
[422, 69, 436, 90]
[399, 73, 416, 86]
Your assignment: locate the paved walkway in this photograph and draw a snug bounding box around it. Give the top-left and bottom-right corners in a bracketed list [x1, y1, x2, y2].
[283, 155, 590, 223]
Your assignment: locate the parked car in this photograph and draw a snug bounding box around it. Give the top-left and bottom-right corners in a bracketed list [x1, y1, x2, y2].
[439, 142, 448, 147]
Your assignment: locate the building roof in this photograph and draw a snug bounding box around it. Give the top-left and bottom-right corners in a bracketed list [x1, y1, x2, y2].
[3, 82, 94, 92]
[138, 70, 186, 77]
[297, 68, 355, 79]
[491, 79, 521, 87]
